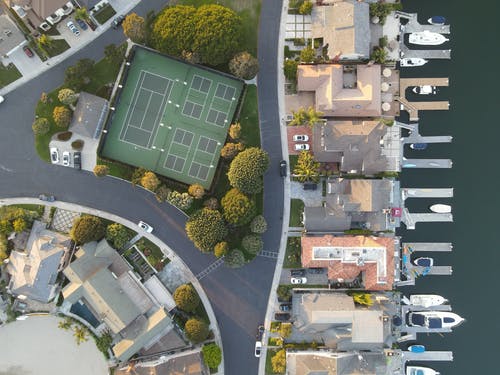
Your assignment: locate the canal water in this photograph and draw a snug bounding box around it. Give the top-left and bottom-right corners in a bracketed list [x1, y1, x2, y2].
[398, 0, 499, 373]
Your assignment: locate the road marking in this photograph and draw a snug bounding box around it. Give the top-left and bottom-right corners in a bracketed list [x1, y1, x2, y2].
[0, 164, 13, 172]
[258, 251, 279, 259]
[196, 257, 225, 280]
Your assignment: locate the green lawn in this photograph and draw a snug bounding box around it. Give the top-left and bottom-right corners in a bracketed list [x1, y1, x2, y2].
[0, 63, 22, 88]
[10, 204, 44, 216]
[96, 157, 134, 180]
[239, 85, 260, 147]
[289, 199, 304, 227]
[265, 349, 285, 375]
[288, 154, 298, 174]
[93, 3, 116, 25]
[283, 237, 301, 268]
[45, 39, 70, 57]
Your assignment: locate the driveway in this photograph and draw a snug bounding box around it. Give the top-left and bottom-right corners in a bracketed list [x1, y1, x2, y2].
[6, 44, 42, 76]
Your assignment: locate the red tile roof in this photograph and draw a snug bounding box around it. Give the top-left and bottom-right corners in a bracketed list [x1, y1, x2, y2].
[301, 235, 395, 290]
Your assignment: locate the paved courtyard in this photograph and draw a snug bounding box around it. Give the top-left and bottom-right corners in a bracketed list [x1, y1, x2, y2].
[0, 315, 108, 375]
[51, 208, 80, 233]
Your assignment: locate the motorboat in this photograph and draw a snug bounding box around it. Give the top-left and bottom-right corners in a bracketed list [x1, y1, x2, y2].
[408, 345, 426, 353]
[428, 16, 446, 25]
[430, 204, 451, 213]
[408, 311, 465, 329]
[410, 143, 428, 150]
[409, 31, 449, 45]
[400, 58, 428, 67]
[410, 294, 447, 308]
[406, 366, 440, 375]
[413, 257, 433, 267]
[412, 85, 437, 95]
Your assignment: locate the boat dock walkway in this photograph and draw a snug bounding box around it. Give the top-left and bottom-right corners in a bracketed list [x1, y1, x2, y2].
[402, 188, 453, 199]
[403, 242, 453, 252]
[402, 158, 452, 168]
[402, 208, 453, 229]
[398, 78, 450, 121]
[400, 44, 451, 60]
[396, 11, 451, 34]
[403, 135, 453, 145]
[401, 77, 449, 90]
[402, 351, 454, 362]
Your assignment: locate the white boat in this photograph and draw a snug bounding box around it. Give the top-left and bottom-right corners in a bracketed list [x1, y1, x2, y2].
[430, 204, 451, 213]
[410, 294, 447, 308]
[406, 366, 440, 375]
[412, 85, 436, 95]
[409, 30, 449, 45]
[408, 311, 465, 329]
[400, 58, 428, 67]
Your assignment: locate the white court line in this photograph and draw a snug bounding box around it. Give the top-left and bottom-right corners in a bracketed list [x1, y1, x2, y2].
[150, 79, 174, 148]
[138, 89, 154, 131]
[120, 70, 146, 140]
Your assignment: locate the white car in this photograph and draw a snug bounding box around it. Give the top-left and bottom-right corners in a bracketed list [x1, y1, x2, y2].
[62, 151, 70, 166]
[254, 341, 262, 357]
[294, 144, 310, 151]
[291, 277, 307, 285]
[66, 21, 80, 36]
[0, 95, 4, 104]
[50, 148, 59, 164]
[293, 134, 309, 142]
[138, 221, 153, 233]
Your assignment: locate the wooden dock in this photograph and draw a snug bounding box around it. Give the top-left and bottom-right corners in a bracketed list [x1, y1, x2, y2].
[402, 351, 454, 362]
[404, 242, 453, 252]
[402, 188, 454, 199]
[398, 77, 450, 121]
[397, 11, 451, 35]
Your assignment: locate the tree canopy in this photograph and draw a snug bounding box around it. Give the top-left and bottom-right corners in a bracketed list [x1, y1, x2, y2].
[188, 183, 205, 199]
[32, 118, 50, 135]
[241, 234, 263, 255]
[293, 151, 320, 182]
[173, 284, 200, 312]
[250, 215, 267, 234]
[185, 318, 209, 343]
[229, 51, 259, 79]
[123, 13, 146, 43]
[227, 147, 269, 194]
[224, 248, 245, 268]
[93, 165, 109, 177]
[140, 171, 160, 192]
[70, 215, 105, 244]
[202, 343, 222, 369]
[64, 58, 94, 91]
[105, 223, 132, 250]
[299, 45, 315, 63]
[214, 241, 229, 258]
[271, 349, 287, 373]
[152, 5, 197, 56]
[221, 188, 256, 226]
[186, 208, 228, 252]
[53, 106, 72, 128]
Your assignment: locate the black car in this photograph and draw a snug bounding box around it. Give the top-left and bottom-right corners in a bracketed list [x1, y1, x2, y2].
[274, 313, 291, 321]
[309, 267, 324, 274]
[73, 152, 81, 170]
[39, 194, 55, 202]
[76, 18, 88, 30]
[303, 182, 317, 190]
[290, 268, 306, 277]
[256, 325, 265, 340]
[279, 303, 292, 312]
[279, 160, 287, 177]
[112, 15, 126, 29]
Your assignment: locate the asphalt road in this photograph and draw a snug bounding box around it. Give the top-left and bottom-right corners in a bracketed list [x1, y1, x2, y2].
[0, 1, 283, 373]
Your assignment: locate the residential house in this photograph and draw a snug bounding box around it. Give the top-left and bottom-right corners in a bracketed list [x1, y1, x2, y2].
[311, 0, 371, 60]
[303, 178, 400, 232]
[301, 235, 397, 290]
[62, 239, 179, 362]
[286, 350, 388, 375]
[312, 120, 401, 174]
[6, 0, 74, 27]
[6, 220, 70, 303]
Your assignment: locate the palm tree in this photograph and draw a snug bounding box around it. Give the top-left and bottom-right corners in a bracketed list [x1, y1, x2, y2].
[58, 317, 72, 330]
[293, 151, 320, 182]
[73, 326, 89, 345]
[75, 8, 90, 22]
[305, 106, 323, 127]
[289, 107, 307, 126]
[352, 292, 374, 306]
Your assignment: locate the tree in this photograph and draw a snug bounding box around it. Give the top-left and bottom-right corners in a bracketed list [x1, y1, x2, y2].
[277, 285, 291, 302]
[173, 284, 200, 312]
[352, 292, 374, 306]
[38, 34, 53, 48]
[64, 58, 94, 91]
[181, 50, 201, 64]
[193, 5, 242, 66]
[284, 59, 298, 81]
[202, 343, 222, 369]
[32, 118, 50, 135]
[53, 106, 72, 128]
[0, 219, 13, 235]
[70, 215, 105, 244]
[131, 167, 147, 185]
[140, 171, 160, 192]
[152, 5, 197, 56]
[289, 106, 323, 127]
[12, 218, 26, 233]
[104, 43, 127, 65]
[58, 88, 78, 106]
[214, 241, 229, 258]
[370, 47, 387, 64]
[73, 326, 89, 345]
[279, 322, 292, 338]
[123, 13, 146, 43]
[155, 185, 171, 202]
[250, 215, 267, 234]
[188, 183, 205, 199]
[203, 197, 219, 210]
[185, 209, 227, 253]
[299, 45, 315, 63]
[185, 318, 209, 343]
[220, 142, 245, 160]
[293, 151, 320, 182]
[271, 349, 287, 373]
[228, 123, 242, 140]
[106, 223, 131, 250]
[74, 7, 90, 21]
[224, 249, 245, 268]
[93, 165, 109, 177]
[167, 191, 193, 210]
[227, 147, 269, 194]
[299, 1, 313, 15]
[0, 235, 8, 262]
[221, 188, 256, 226]
[241, 234, 263, 255]
[58, 317, 73, 331]
[229, 51, 259, 80]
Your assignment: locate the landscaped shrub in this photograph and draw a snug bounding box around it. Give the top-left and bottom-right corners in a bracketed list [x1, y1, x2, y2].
[250, 215, 267, 234]
[70, 215, 105, 244]
[57, 131, 73, 141]
[186, 209, 228, 253]
[155, 185, 171, 202]
[299, 1, 313, 15]
[58, 88, 78, 106]
[32, 118, 50, 135]
[173, 284, 200, 312]
[299, 45, 315, 63]
[229, 51, 259, 80]
[214, 241, 229, 258]
[203, 197, 219, 210]
[185, 318, 209, 343]
[220, 142, 245, 160]
[53, 106, 72, 128]
[202, 343, 222, 370]
[71, 139, 84, 150]
[227, 147, 269, 194]
[106, 223, 133, 249]
[241, 234, 263, 255]
[221, 188, 256, 226]
[224, 249, 245, 268]
[167, 191, 194, 210]
[93, 165, 109, 177]
[228, 122, 242, 140]
[284, 59, 299, 81]
[140, 171, 161, 192]
[271, 349, 287, 373]
[188, 183, 205, 199]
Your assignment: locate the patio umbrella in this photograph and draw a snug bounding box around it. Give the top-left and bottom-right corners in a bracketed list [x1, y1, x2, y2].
[382, 102, 391, 112]
[383, 68, 392, 78]
[381, 82, 390, 92]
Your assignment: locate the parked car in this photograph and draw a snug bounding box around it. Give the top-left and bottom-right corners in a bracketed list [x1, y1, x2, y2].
[254, 341, 262, 357]
[50, 148, 59, 164]
[290, 269, 306, 277]
[0, 95, 3, 104]
[294, 143, 310, 151]
[291, 277, 307, 285]
[66, 21, 80, 36]
[279, 160, 287, 177]
[138, 221, 153, 233]
[303, 182, 317, 190]
[274, 313, 291, 321]
[62, 151, 70, 166]
[73, 152, 81, 170]
[112, 15, 126, 29]
[23, 46, 34, 57]
[293, 134, 309, 142]
[279, 303, 292, 312]
[256, 325, 265, 340]
[38, 194, 55, 202]
[309, 268, 324, 274]
[76, 18, 88, 30]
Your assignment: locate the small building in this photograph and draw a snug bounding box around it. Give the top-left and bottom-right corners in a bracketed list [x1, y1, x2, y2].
[6, 220, 70, 303]
[311, 0, 371, 60]
[6, 0, 73, 27]
[312, 120, 401, 174]
[301, 235, 396, 290]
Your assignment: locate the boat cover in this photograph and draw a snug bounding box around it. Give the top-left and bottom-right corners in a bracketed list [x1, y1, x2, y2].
[431, 16, 446, 23]
[411, 313, 425, 326]
[443, 317, 455, 323]
[428, 317, 442, 329]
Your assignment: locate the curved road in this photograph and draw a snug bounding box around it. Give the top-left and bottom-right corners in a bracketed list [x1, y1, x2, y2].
[0, 1, 283, 373]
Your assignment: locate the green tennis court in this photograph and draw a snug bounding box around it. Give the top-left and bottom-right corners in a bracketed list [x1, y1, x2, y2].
[101, 47, 244, 188]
